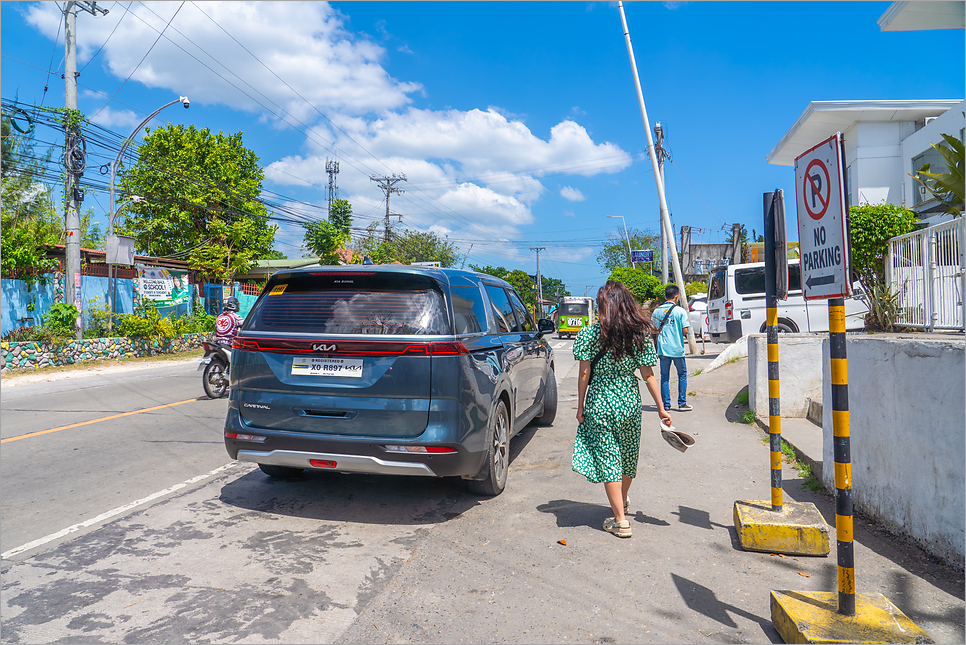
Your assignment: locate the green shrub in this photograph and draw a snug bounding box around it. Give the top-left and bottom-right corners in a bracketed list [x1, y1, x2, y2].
[849, 202, 918, 294]
[2, 325, 55, 344]
[45, 303, 79, 337]
[685, 282, 708, 298]
[607, 267, 663, 304]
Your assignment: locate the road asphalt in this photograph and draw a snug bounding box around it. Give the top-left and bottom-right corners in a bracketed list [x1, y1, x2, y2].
[1, 341, 962, 644]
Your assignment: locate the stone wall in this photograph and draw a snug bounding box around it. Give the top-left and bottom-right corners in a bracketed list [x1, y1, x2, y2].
[1, 333, 206, 373]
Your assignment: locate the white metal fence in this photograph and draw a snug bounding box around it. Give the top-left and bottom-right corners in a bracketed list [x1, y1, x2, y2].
[887, 218, 965, 331]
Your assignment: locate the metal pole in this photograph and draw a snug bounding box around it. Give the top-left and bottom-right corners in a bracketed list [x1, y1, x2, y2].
[763, 191, 783, 512]
[531, 247, 545, 319]
[618, 1, 696, 355]
[107, 97, 188, 329]
[608, 215, 635, 268]
[64, 1, 82, 339]
[828, 297, 855, 615]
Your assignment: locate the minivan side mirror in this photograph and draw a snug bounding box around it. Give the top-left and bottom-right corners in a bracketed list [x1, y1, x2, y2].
[536, 318, 555, 337]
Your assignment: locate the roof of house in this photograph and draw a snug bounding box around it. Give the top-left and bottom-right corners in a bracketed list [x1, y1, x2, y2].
[766, 100, 963, 167]
[878, 1, 965, 32]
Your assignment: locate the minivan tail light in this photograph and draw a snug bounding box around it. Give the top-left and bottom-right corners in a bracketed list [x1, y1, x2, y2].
[310, 459, 337, 468]
[231, 337, 468, 357]
[384, 445, 457, 454]
[428, 341, 469, 356]
[725, 300, 734, 322]
[225, 432, 267, 443]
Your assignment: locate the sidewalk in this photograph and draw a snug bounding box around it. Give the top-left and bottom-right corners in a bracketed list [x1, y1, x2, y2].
[338, 347, 965, 644]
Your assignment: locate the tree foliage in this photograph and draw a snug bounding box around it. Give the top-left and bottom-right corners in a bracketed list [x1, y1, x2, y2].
[118, 124, 276, 280]
[471, 264, 569, 314]
[607, 267, 663, 305]
[1, 113, 61, 282]
[848, 202, 918, 292]
[912, 133, 964, 217]
[685, 282, 708, 297]
[304, 199, 353, 265]
[596, 227, 659, 273]
[351, 223, 460, 267]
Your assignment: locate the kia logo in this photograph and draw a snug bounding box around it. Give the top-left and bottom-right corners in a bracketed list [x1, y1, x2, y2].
[313, 343, 337, 352]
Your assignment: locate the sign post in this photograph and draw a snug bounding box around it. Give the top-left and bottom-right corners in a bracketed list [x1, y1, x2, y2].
[769, 133, 931, 644]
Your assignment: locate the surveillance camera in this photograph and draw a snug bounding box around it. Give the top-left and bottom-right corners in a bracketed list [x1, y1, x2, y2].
[180, 96, 190, 109]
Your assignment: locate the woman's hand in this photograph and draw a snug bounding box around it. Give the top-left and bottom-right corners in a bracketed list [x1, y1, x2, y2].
[576, 405, 585, 424]
[659, 409, 673, 428]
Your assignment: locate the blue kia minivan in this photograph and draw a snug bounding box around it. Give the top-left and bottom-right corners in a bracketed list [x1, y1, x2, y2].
[223, 265, 557, 495]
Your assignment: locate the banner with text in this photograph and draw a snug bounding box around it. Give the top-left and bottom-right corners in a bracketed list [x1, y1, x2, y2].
[137, 266, 191, 308]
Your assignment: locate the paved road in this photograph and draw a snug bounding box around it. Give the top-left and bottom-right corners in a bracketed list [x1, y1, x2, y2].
[1, 341, 962, 644]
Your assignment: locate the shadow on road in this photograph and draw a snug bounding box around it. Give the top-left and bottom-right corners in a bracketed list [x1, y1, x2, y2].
[670, 573, 782, 643]
[219, 468, 483, 526]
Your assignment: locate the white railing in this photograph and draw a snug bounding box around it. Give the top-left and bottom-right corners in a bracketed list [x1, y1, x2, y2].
[887, 218, 965, 331]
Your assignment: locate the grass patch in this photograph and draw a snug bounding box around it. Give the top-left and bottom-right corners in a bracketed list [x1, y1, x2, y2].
[757, 435, 825, 492]
[687, 390, 696, 396]
[727, 355, 741, 364]
[740, 409, 756, 424]
[736, 390, 749, 406]
[694, 369, 703, 376]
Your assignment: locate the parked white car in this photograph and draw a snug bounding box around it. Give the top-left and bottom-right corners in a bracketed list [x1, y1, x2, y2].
[687, 295, 709, 338]
[707, 259, 869, 342]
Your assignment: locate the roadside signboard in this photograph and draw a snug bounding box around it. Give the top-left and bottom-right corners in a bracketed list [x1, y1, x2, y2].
[631, 249, 653, 263]
[794, 133, 851, 300]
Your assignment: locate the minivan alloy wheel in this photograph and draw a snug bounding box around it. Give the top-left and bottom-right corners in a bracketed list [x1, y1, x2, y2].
[468, 400, 510, 496]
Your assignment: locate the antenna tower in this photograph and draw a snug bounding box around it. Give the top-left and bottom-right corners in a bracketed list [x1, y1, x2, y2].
[325, 157, 340, 218]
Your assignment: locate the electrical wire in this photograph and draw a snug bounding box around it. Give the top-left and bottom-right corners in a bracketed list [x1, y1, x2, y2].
[90, 1, 185, 120]
[79, 1, 132, 72]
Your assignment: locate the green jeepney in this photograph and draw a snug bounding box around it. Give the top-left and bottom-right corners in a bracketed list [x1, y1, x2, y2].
[556, 297, 595, 339]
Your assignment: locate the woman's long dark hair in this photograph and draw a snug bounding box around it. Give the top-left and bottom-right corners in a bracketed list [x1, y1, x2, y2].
[597, 280, 654, 361]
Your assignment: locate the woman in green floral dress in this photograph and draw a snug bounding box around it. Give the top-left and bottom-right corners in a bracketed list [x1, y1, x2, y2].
[573, 281, 672, 538]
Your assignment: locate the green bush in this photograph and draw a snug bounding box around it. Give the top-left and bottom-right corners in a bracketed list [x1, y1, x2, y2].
[849, 202, 918, 293]
[2, 325, 56, 344]
[685, 282, 708, 298]
[607, 267, 663, 304]
[45, 303, 79, 337]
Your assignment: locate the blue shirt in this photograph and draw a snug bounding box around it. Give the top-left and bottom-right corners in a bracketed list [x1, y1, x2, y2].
[653, 301, 689, 358]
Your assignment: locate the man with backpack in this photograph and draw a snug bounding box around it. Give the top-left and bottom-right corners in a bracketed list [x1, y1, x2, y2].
[652, 284, 692, 412]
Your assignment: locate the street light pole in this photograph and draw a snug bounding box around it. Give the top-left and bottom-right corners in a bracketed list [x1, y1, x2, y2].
[107, 97, 189, 329]
[608, 215, 636, 269]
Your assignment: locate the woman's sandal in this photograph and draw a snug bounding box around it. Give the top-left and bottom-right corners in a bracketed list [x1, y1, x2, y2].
[603, 517, 632, 538]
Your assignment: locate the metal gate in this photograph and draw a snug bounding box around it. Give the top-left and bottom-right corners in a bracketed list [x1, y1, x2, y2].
[887, 218, 965, 331]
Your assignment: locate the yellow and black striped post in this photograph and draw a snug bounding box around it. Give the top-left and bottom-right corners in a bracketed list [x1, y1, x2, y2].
[766, 302, 783, 511]
[829, 297, 855, 616]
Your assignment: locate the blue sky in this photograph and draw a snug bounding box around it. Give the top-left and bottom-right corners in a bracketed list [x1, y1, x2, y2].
[3, 1, 963, 295]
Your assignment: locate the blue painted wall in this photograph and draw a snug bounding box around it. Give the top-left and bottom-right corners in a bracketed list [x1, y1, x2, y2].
[1, 276, 136, 336]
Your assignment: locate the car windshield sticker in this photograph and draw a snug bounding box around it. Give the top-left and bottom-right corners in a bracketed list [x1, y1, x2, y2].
[269, 284, 287, 295]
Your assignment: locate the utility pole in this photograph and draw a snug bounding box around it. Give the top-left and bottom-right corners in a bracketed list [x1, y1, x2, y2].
[618, 1, 697, 355]
[530, 247, 546, 319]
[731, 222, 743, 263]
[325, 157, 340, 218]
[655, 122, 671, 285]
[63, 1, 108, 339]
[370, 174, 406, 243]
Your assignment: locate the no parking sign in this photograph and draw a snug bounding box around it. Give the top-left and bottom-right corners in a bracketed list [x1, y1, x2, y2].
[794, 133, 851, 300]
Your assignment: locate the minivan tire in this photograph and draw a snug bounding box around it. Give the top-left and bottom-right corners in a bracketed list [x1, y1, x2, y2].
[258, 463, 304, 479]
[532, 368, 557, 426]
[468, 400, 510, 496]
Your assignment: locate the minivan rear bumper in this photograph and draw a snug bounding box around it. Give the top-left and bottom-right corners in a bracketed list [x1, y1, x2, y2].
[237, 449, 439, 476]
[224, 407, 486, 478]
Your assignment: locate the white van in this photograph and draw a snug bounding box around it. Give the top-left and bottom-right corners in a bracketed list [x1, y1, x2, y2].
[707, 259, 869, 343]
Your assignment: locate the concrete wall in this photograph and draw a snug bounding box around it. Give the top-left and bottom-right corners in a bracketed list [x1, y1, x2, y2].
[822, 336, 966, 569]
[747, 333, 824, 419]
[1, 276, 135, 335]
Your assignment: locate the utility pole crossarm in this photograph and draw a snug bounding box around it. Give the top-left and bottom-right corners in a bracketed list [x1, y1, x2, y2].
[370, 174, 407, 243]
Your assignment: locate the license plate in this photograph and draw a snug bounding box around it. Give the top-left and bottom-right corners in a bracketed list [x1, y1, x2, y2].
[291, 356, 363, 377]
[568, 318, 583, 326]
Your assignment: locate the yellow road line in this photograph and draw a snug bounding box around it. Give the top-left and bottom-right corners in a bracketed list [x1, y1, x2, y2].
[1, 398, 202, 444]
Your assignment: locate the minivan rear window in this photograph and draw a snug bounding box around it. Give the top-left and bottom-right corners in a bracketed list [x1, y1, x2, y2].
[709, 268, 726, 300]
[246, 273, 450, 335]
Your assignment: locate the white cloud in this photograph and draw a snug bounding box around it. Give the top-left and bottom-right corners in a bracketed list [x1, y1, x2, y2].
[560, 186, 586, 202]
[563, 210, 575, 218]
[23, 1, 633, 244]
[87, 106, 141, 130]
[24, 1, 421, 120]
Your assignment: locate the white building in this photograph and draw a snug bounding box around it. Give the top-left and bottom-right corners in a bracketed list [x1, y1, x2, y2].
[767, 2, 964, 226]
[767, 99, 963, 226]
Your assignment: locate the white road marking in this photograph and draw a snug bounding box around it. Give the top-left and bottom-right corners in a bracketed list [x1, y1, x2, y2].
[552, 342, 567, 349]
[1, 462, 239, 560]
